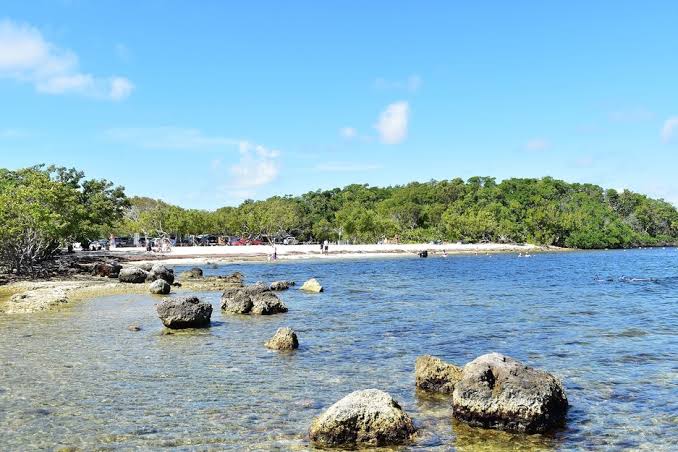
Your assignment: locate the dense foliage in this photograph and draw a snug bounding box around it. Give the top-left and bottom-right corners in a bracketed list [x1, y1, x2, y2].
[0, 166, 128, 274]
[117, 176, 678, 249]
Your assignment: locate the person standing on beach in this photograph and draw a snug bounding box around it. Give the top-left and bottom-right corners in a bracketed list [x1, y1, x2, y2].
[324, 239, 329, 254]
[320, 242, 323, 254]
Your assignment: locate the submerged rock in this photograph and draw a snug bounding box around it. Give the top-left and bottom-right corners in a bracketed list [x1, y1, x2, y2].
[149, 279, 171, 295]
[92, 261, 121, 278]
[156, 296, 212, 329]
[221, 284, 287, 315]
[270, 280, 295, 291]
[452, 353, 568, 433]
[146, 264, 175, 284]
[415, 355, 463, 394]
[181, 267, 204, 279]
[300, 278, 323, 293]
[119, 267, 148, 284]
[309, 389, 416, 447]
[265, 327, 299, 350]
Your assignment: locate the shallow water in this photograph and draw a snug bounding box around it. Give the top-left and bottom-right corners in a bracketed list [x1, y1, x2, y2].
[1, 249, 677, 450]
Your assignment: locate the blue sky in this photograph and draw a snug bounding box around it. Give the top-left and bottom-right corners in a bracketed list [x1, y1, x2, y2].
[1, 1, 678, 209]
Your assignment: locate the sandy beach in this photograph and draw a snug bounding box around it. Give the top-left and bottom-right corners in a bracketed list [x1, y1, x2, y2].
[105, 242, 561, 266]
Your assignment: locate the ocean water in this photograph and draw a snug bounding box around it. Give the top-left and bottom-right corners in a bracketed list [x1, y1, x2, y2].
[0, 249, 676, 451]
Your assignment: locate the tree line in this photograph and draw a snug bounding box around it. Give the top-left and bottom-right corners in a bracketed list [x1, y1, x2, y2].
[2, 165, 677, 274]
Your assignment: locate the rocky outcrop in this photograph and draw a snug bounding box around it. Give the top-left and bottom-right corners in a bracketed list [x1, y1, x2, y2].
[415, 355, 463, 394]
[265, 327, 299, 350]
[270, 280, 295, 291]
[300, 278, 323, 293]
[119, 267, 149, 283]
[309, 389, 416, 447]
[149, 279, 171, 295]
[146, 264, 175, 284]
[92, 261, 122, 278]
[181, 267, 204, 279]
[452, 353, 568, 433]
[221, 284, 287, 315]
[136, 263, 154, 272]
[155, 296, 212, 329]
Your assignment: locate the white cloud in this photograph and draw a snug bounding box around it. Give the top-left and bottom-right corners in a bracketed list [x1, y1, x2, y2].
[661, 117, 678, 143]
[374, 101, 409, 144]
[524, 138, 550, 151]
[609, 108, 654, 123]
[230, 141, 280, 188]
[106, 127, 238, 150]
[0, 19, 133, 100]
[374, 75, 421, 92]
[314, 162, 381, 172]
[340, 126, 357, 140]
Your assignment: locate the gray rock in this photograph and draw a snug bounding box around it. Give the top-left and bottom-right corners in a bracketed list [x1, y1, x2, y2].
[181, 267, 203, 279]
[452, 353, 568, 433]
[222, 290, 254, 314]
[309, 389, 416, 447]
[92, 261, 121, 278]
[156, 296, 212, 329]
[265, 327, 298, 350]
[270, 280, 295, 291]
[415, 355, 463, 394]
[146, 264, 175, 284]
[149, 279, 171, 295]
[300, 278, 323, 293]
[119, 267, 149, 284]
[251, 292, 288, 315]
[137, 263, 154, 272]
[127, 324, 141, 332]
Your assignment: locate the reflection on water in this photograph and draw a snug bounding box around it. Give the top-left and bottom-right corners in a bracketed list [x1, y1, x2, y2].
[0, 249, 677, 450]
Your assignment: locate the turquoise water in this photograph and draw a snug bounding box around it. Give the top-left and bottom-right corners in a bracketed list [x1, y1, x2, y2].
[0, 249, 676, 450]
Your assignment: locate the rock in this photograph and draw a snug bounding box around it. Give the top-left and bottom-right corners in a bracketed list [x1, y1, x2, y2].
[452, 353, 568, 433]
[156, 296, 212, 329]
[136, 263, 154, 272]
[220, 285, 287, 315]
[251, 292, 288, 315]
[300, 278, 323, 293]
[146, 264, 175, 284]
[309, 389, 416, 447]
[181, 267, 203, 279]
[265, 327, 299, 350]
[92, 262, 121, 278]
[415, 355, 463, 394]
[270, 280, 295, 291]
[127, 324, 142, 332]
[149, 279, 171, 295]
[119, 267, 149, 284]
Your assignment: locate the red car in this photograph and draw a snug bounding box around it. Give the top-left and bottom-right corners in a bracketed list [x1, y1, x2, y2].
[233, 237, 264, 246]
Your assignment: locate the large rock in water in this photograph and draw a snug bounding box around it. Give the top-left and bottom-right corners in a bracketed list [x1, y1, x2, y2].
[146, 264, 175, 284]
[309, 389, 416, 447]
[270, 280, 295, 291]
[156, 296, 212, 329]
[300, 278, 323, 293]
[415, 355, 463, 394]
[92, 261, 122, 278]
[149, 279, 171, 295]
[221, 284, 287, 315]
[452, 353, 568, 433]
[119, 267, 148, 283]
[265, 327, 299, 350]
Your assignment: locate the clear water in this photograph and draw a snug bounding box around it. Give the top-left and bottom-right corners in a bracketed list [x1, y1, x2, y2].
[0, 249, 676, 451]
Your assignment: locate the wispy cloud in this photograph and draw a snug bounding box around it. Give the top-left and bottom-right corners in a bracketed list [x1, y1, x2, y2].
[0, 19, 133, 100]
[106, 127, 238, 150]
[340, 126, 357, 140]
[374, 75, 421, 93]
[374, 101, 409, 144]
[524, 138, 550, 151]
[609, 107, 654, 123]
[661, 117, 678, 143]
[314, 162, 382, 172]
[0, 128, 27, 139]
[230, 141, 280, 188]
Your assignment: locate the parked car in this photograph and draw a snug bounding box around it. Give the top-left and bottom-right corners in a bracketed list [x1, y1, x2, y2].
[89, 239, 108, 251]
[114, 236, 135, 247]
[282, 236, 298, 245]
[197, 234, 219, 246]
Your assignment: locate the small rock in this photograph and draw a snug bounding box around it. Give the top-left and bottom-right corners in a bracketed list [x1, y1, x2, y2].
[119, 267, 148, 284]
[221, 284, 287, 315]
[251, 292, 288, 315]
[136, 263, 154, 272]
[149, 279, 171, 295]
[146, 264, 175, 284]
[452, 352, 568, 433]
[265, 327, 299, 350]
[222, 290, 254, 314]
[92, 262, 122, 278]
[270, 280, 295, 291]
[415, 355, 463, 394]
[127, 324, 142, 332]
[309, 389, 416, 447]
[156, 296, 212, 329]
[181, 267, 204, 279]
[300, 278, 323, 293]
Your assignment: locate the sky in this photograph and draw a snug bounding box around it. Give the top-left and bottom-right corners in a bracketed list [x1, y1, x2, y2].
[1, 1, 678, 209]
